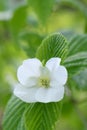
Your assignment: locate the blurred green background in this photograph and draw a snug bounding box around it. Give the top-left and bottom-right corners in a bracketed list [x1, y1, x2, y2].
[0, 0, 87, 130]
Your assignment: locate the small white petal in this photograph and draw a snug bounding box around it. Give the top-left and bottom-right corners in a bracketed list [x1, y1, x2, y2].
[50, 80, 61, 88]
[35, 87, 64, 103]
[46, 57, 61, 71]
[17, 58, 42, 86]
[51, 66, 68, 85]
[40, 66, 50, 77]
[25, 77, 38, 87]
[14, 84, 38, 103]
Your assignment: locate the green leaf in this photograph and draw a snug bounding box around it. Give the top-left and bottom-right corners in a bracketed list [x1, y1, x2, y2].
[60, 30, 76, 42]
[73, 69, 87, 90]
[68, 34, 87, 56]
[10, 6, 27, 39]
[17, 116, 26, 130]
[64, 52, 87, 75]
[3, 95, 26, 130]
[28, 0, 55, 24]
[25, 102, 62, 130]
[36, 33, 68, 63]
[20, 32, 43, 57]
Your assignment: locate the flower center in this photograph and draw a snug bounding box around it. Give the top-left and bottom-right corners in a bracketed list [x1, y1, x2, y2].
[38, 77, 50, 88]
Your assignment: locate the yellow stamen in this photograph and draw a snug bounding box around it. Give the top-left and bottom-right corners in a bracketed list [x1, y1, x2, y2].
[38, 77, 50, 88]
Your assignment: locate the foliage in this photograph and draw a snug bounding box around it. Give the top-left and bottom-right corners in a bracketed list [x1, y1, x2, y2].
[25, 102, 62, 130]
[36, 33, 68, 63]
[3, 96, 26, 130]
[0, 0, 87, 130]
[28, 0, 55, 24]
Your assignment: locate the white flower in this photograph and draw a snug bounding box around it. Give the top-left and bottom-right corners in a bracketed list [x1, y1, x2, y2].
[14, 58, 68, 103]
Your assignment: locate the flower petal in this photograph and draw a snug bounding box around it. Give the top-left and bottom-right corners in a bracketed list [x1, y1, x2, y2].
[46, 57, 61, 71]
[17, 58, 42, 86]
[14, 84, 38, 103]
[51, 66, 68, 85]
[40, 66, 50, 77]
[35, 87, 64, 103]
